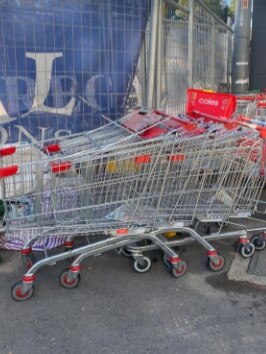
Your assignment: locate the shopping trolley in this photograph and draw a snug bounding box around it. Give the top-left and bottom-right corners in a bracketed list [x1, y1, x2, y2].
[9, 109, 200, 267]
[0, 108, 186, 260]
[234, 92, 266, 127]
[122, 89, 266, 262]
[3, 112, 265, 300]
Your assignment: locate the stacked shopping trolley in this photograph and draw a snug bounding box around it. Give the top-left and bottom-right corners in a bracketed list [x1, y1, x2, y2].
[235, 91, 266, 127]
[1, 89, 266, 301]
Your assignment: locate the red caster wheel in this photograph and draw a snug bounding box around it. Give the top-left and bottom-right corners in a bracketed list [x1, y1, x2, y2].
[59, 269, 81, 289]
[11, 281, 34, 301]
[171, 260, 187, 278]
[207, 254, 225, 271]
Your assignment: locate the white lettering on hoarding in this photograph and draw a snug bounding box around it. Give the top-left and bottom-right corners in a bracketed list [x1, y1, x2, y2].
[26, 52, 76, 116]
[0, 52, 114, 125]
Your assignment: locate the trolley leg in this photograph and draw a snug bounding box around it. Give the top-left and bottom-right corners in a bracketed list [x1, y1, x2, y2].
[130, 233, 187, 277]
[12, 234, 153, 300]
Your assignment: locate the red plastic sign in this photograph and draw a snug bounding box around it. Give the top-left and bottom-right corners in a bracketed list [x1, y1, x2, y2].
[186, 89, 236, 120]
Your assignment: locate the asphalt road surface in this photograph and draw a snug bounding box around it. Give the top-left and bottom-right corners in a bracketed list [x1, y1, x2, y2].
[0, 238, 265, 354]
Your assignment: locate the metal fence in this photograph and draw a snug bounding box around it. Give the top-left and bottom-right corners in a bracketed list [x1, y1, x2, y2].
[0, 0, 233, 145]
[128, 0, 234, 115]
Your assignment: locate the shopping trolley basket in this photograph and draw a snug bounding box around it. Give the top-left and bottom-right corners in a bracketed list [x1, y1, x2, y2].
[0, 108, 194, 255]
[44, 109, 182, 157]
[233, 92, 266, 127]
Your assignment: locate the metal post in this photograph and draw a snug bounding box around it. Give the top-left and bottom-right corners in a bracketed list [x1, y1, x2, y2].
[155, 0, 163, 108]
[147, 0, 160, 110]
[232, 0, 252, 93]
[188, 0, 194, 87]
[140, 36, 147, 107]
[226, 17, 232, 88]
[210, 18, 215, 88]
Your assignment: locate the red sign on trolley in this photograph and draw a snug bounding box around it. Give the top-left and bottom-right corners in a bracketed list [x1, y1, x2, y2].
[186, 89, 236, 120]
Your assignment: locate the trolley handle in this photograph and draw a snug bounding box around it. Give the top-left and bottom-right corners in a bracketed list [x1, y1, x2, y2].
[0, 146, 16, 157]
[191, 110, 266, 138]
[257, 101, 266, 108]
[153, 110, 198, 132]
[51, 161, 72, 173]
[0, 165, 18, 179]
[44, 143, 61, 155]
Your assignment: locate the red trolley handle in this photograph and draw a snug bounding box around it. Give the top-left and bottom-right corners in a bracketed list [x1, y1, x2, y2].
[191, 110, 266, 138]
[0, 165, 19, 179]
[154, 110, 199, 132]
[0, 146, 16, 157]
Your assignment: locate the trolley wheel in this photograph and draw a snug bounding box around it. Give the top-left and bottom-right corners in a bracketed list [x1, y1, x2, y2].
[120, 247, 132, 258]
[239, 243, 255, 258]
[24, 254, 36, 270]
[11, 281, 34, 301]
[171, 261, 187, 278]
[203, 223, 211, 235]
[207, 254, 225, 272]
[144, 239, 153, 246]
[216, 221, 229, 228]
[59, 269, 81, 289]
[251, 235, 266, 251]
[133, 257, 151, 273]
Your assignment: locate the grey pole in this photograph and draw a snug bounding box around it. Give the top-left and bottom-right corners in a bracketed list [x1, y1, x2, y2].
[232, 0, 252, 93]
[210, 18, 216, 88]
[226, 17, 233, 89]
[155, 0, 163, 108]
[147, 0, 160, 110]
[140, 36, 147, 107]
[188, 0, 194, 87]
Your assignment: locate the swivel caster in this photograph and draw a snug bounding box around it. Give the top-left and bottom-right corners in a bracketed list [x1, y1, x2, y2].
[239, 243, 255, 258]
[11, 281, 34, 301]
[207, 254, 225, 271]
[251, 234, 266, 251]
[59, 269, 81, 289]
[133, 257, 151, 273]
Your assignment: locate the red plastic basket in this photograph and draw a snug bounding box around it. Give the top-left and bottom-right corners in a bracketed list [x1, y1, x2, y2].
[186, 89, 236, 120]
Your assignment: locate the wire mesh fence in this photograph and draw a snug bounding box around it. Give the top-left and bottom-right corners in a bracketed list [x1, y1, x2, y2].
[127, 0, 233, 115]
[0, 0, 150, 144]
[0, 0, 233, 145]
[192, 1, 232, 93]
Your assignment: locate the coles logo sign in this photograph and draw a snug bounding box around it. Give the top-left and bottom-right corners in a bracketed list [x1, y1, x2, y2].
[198, 98, 219, 106]
[187, 89, 236, 119]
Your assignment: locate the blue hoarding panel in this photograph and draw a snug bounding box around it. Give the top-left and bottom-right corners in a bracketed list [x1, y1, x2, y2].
[0, 0, 148, 143]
